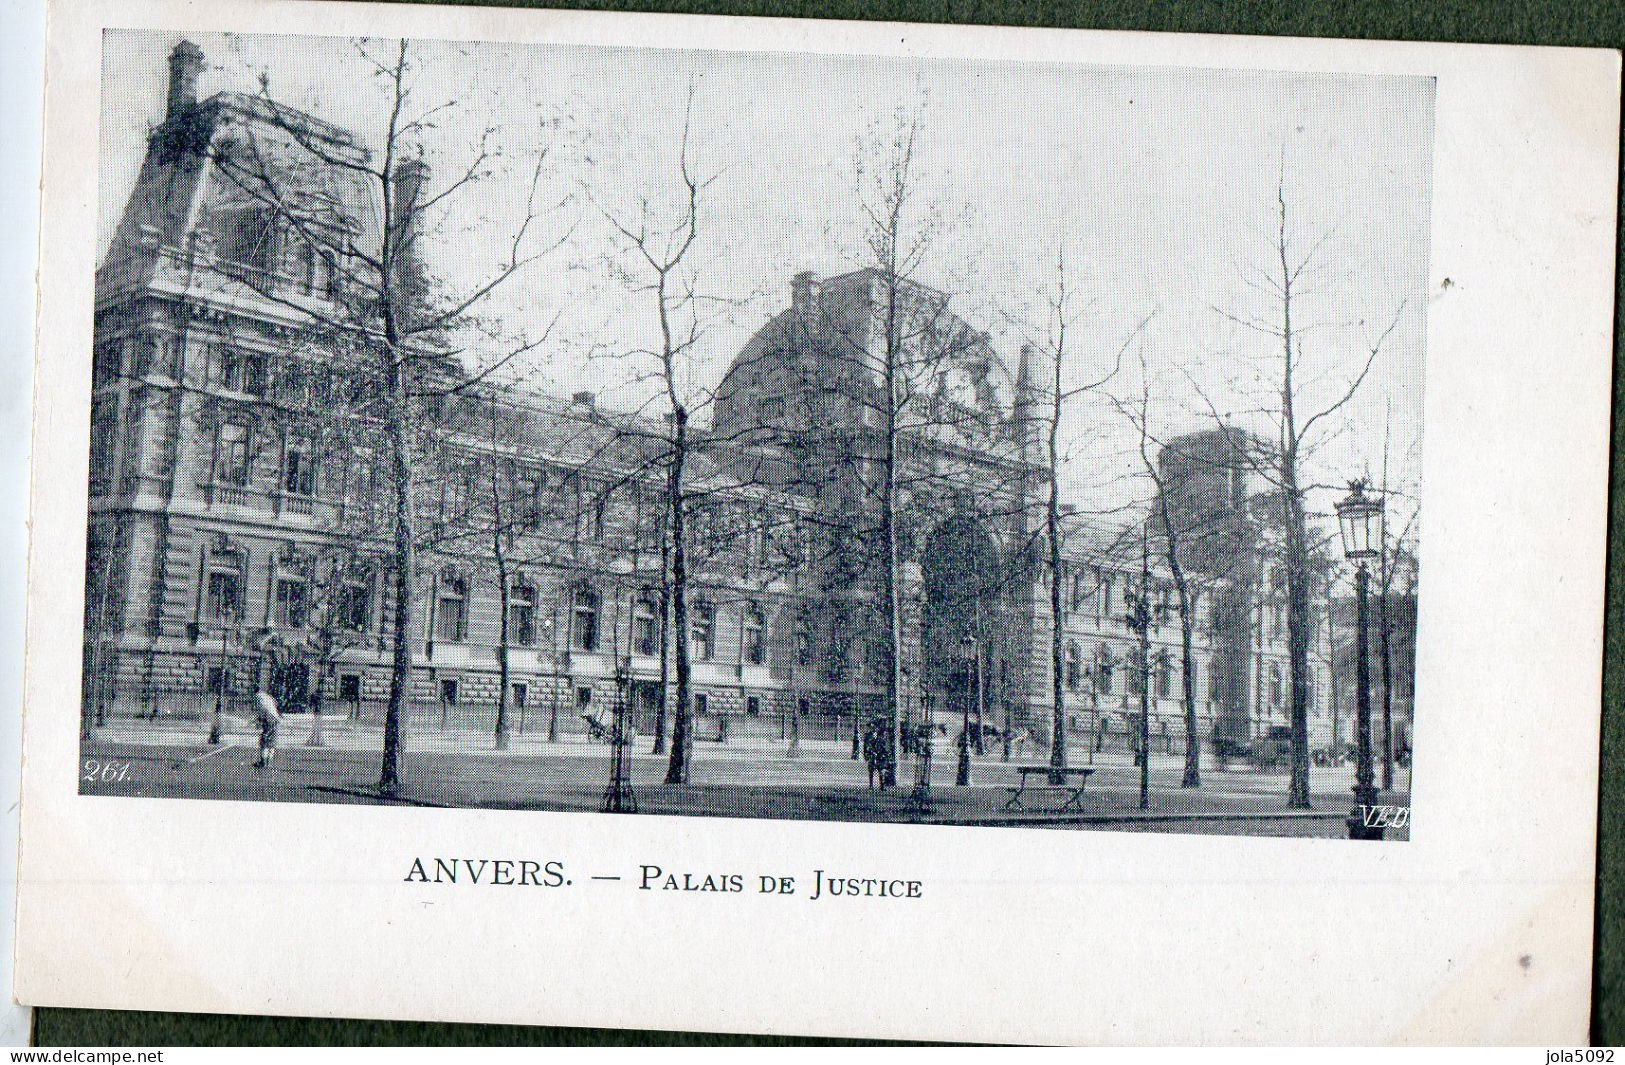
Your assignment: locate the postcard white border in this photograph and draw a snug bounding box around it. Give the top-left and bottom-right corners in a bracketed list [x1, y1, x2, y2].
[15, 0, 1620, 1045]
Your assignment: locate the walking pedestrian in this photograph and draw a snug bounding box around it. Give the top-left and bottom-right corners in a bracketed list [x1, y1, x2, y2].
[253, 687, 281, 769]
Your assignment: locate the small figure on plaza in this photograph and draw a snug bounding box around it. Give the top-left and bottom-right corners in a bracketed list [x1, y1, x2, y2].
[253, 687, 281, 769]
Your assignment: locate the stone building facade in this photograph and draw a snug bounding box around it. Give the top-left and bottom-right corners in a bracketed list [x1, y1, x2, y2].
[82, 41, 1330, 752]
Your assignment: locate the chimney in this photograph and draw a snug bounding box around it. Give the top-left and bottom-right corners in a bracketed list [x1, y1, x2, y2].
[166, 40, 205, 121]
[390, 155, 430, 232]
[790, 271, 816, 315]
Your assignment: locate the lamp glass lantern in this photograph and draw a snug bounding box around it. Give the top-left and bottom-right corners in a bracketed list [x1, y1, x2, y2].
[1335, 481, 1385, 562]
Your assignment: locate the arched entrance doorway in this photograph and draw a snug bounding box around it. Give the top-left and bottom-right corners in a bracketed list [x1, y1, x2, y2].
[920, 514, 1002, 754]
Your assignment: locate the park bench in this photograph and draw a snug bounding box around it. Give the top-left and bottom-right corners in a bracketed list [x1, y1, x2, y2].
[1003, 765, 1096, 812]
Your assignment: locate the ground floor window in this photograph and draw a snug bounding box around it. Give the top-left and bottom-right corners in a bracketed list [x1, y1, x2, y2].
[338, 674, 361, 703]
[440, 678, 459, 706]
[745, 695, 761, 716]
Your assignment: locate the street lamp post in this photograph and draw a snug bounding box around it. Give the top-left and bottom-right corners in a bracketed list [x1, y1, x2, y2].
[956, 634, 975, 786]
[1336, 480, 1386, 841]
[601, 657, 637, 813]
[1121, 533, 1165, 810]
[207, 600, 234, 746]
[907, 692, 934, 815]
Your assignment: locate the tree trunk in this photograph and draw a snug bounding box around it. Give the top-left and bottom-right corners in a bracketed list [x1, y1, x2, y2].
[1047, 472, 1068, 785]
[378, 341, 416, 797]
[664, 410, 693, 785]
[493, 550, 511, 751]
[1282, 483, 1314, 809]
[1177, 595, 1198, 787]
[653, 535, 669, 755]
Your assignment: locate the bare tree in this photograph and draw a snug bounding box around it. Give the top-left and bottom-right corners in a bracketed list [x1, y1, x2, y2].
[1196, 165, 1408, 808]
[1017, 249, 1140, 783]
[596, 86, 714, 785]
[187, 38, 570, 794]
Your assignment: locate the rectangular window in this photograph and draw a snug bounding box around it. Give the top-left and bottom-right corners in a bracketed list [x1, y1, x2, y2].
[760, 396, 785, 421]
[571, 587, 599, 653]
[633, 595, 658, 657]
[204, 569, 240, 622]
[694, 692, 709, 716]
[440, 678, 459, 706]
[284, 436, 316, 496]
[338, 674, 361, 703]
[217, 422, 251, 487]
[273, 577, 307, 628]
[576, 686, 592, 711]
[212, 346, 242, 391]
[241, 355, 268, 397]
[691, 602, 715, 661]
[743, 603, 765, 666]
[512, 682, 528, 709]
[519, 473, 544, 528]
[206, 666, 226, 696]
[509, 584, 536, 646]
[88, 397, 117, 495]
[745, 695, 761, 716]
[436, 579, 467, 642]
[340, 580, 371, 633]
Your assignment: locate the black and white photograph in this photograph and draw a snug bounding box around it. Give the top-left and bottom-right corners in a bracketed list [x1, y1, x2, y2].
[76, 28, 1434, 838]
[16, 0, 1618, 1044]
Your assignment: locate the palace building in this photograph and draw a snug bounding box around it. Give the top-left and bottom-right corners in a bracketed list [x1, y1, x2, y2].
[83, 41, 1334, 754]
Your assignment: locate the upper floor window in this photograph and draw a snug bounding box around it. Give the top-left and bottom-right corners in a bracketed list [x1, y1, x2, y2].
[241, 354, 268, 397]
[518, 472, 545, 529]
[743, 601, 766, 666]
[691, 600, 716, 661]
[215, 204, 277, 273]
[1065, 641, 1082, 691]
[338, 577, 372, 634]
[760, 395, 785, 422]
[216, 422, 251, 487]
[509, 582, 536, 646]
[204, 568, 240, 623]
[273, 576, 307, 629]
[1095, 645, 1115, 695]
[436, 576, 467, 642]
[283, 434, 316, 496]
[794, 608, 814, 668]
[633, 592, 659, 657]
[89, 397, 117, 495]
[570, 585, 599, 652]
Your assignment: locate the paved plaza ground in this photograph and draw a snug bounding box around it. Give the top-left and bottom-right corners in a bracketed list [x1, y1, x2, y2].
[78, 714, 1412, 839]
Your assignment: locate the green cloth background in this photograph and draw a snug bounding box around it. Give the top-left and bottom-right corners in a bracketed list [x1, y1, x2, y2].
[33, 0, 1625, 1046]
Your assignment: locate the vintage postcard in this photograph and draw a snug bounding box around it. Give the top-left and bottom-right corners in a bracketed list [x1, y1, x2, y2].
[14, 0, 1619, 1045]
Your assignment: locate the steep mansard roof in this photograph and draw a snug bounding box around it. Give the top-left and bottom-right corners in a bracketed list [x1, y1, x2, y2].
[100, 90, 382, 300]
